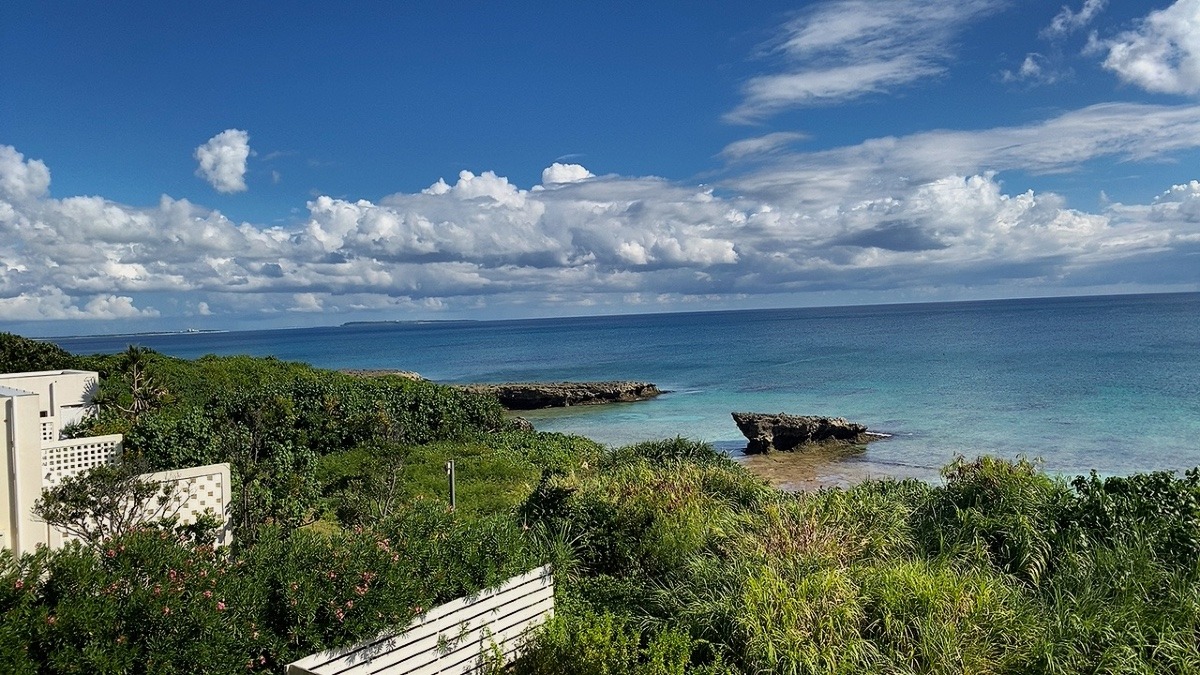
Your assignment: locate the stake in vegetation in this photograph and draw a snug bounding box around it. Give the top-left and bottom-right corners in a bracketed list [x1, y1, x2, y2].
[3, 331, 1200, 673]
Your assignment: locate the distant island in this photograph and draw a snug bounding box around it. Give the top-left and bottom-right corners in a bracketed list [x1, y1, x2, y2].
[53, 328, 226, 339]
[341, 320, 480, 327]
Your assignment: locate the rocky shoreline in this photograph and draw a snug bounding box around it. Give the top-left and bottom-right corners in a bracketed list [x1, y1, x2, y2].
[461, 381, 664, 410]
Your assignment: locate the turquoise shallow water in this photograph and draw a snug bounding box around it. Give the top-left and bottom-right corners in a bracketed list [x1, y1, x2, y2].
[52, 293, 1200, 488]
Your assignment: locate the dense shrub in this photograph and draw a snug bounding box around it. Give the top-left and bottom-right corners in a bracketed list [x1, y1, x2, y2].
[0, 333, 78, 373]
[0, 505, 535, 673]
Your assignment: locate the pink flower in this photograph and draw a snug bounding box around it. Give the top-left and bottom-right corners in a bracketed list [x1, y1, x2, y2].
[204, 590, 213, 599]
[14, 580, 24, 589]
[162, 606, 171, 616]
[216, 601, 226, 611]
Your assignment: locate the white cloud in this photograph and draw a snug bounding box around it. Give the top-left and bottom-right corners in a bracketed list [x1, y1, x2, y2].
[1044, 0, 1107, 36]
[1001, 53, 1063, 85]
[194, 129, 251, 193]
[0, 146, 50, 202]
[1092, 0, 1200, 95]
[1150, 179, 1200, 221]
[0, 287, 158, 320]
[2, 107, 1199, 326]
[730, 103, 1200, 203]
[720, 132, 809, 161]
[288, 292, 324, 312]
[726, 0, 1003, 120]
[541, 163, 594, 185]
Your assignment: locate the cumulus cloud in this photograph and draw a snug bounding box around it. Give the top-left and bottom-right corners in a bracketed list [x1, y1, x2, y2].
[0, 287, 158, 321]
[726, 0, 1003, 120]
[1150, 179, 1200, 221]
[1091, 0, 1200, 95]
[0, 146, 50, 202]
[194, 129, 251, 193]
[541, 163, 594, 185]
[2, 106, 1200, 327]
[1044, 0, 1107, 37]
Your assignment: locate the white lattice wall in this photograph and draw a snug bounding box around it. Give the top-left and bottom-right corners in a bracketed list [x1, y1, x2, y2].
[143, 463, 233, 547]
[40, 435, 123, 489]
[42, 462, 233, 550]
[40, 418, 56, 443]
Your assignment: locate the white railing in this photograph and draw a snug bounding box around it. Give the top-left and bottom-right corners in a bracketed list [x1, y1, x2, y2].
[41, 434, 123, 489]
[287, 565, 555, 675]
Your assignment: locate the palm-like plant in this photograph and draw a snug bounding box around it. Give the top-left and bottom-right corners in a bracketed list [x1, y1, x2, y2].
[116, 345, 169, 421]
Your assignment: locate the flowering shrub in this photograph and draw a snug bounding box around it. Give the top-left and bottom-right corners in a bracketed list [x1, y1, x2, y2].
[0, 504, 535, 673]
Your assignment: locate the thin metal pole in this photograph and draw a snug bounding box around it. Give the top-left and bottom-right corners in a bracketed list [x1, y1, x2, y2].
[446, 459, 456, 511]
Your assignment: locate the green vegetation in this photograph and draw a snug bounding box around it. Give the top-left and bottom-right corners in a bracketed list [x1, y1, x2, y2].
[4, 336, 1200, 672]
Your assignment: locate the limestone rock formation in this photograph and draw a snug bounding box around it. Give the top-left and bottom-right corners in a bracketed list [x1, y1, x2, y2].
[340, 369, 425, 381]
[731, 412, 871, 453]
[464, 381, 663, 410]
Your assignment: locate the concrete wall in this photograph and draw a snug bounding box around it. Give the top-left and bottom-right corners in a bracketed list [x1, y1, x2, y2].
[2, 369, 232, 554]
[0, 370, 97, 441]
[2, 389, 50, 556]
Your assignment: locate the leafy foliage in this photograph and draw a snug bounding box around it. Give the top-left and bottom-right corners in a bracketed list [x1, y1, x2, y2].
[11, 334, 1200, 673]
[34, 463, 179, 551]
[0, 333, 79, 373]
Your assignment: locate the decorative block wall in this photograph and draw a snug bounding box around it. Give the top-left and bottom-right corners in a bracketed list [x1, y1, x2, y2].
[40, 435, 123, 489]
[143, 463, 233, 547]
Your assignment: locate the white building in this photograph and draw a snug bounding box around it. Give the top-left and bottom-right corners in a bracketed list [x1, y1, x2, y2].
[1, 369, 231, 555]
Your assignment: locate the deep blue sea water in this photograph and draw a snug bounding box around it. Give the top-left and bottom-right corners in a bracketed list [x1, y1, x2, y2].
[50, 293, 1200, 489]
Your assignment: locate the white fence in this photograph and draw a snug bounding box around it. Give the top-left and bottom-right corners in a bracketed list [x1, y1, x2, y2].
[142, 463, 233, 548]
[43, 462, 234, 550]
[287, 565, 555, 675]
[41, 434, 123, 488]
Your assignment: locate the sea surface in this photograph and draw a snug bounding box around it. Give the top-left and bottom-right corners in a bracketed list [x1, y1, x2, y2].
[50, 293, 1200, 489]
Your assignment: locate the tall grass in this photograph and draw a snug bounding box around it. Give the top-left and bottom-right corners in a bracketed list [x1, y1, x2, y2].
[520, 446, 1200, 674]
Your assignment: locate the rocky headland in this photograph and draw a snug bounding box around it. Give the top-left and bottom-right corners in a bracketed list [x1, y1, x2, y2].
[463, 381, 663, 410]
[732, 412, 876, 453]
[340, 369, 425, 381]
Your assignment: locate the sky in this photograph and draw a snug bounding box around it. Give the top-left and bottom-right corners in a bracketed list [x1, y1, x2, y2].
[2, 0, 1200, 336]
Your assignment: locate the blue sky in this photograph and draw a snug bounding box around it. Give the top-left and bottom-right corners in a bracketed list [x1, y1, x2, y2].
[2, 0, 1200, 335]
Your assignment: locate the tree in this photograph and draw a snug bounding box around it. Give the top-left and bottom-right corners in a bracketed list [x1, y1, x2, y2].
[33, 463, 180, 550]
[116, 345, 170, 421]
[0, 332, 78, 373]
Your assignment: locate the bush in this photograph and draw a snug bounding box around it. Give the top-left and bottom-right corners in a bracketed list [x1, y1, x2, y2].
[0, 333, 78, 373]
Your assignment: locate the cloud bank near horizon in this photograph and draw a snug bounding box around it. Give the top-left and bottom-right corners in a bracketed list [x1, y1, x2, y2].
[2, 101, 1199, 326]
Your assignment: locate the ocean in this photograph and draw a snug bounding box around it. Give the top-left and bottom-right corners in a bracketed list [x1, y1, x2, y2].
[50, 293, 1200, 489]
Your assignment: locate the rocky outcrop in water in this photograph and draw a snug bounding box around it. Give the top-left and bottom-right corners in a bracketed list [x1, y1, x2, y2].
[732, 412, 871, 453]
[464, 381, 663, 410]
[340, 369, 425, 381]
